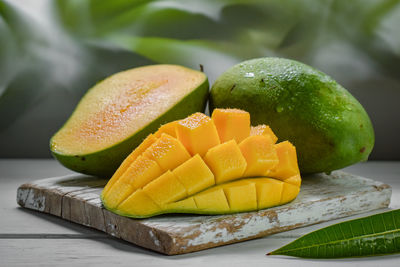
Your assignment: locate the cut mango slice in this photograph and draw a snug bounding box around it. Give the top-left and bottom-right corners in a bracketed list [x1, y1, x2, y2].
[212, 108, 250, 144]
[102, 109, 301, 218]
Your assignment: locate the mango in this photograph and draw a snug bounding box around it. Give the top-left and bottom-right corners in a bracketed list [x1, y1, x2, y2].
[101, 109, 302, 218]
[50, 65, 209, 177]
[210, 57, 374, 174]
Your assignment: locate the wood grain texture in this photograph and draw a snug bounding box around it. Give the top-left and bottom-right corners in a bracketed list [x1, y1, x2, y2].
[16, 171, 391, 255]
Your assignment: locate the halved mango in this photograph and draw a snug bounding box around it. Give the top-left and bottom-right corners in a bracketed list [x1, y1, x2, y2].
[102, 109, 301, 218]
[50, 65, 209, 177]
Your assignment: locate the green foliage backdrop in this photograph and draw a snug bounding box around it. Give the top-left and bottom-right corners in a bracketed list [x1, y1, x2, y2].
[0, 0, 399, 159]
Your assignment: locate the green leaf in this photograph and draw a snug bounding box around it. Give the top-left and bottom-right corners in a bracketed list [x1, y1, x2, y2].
[268, 209, 400, 258]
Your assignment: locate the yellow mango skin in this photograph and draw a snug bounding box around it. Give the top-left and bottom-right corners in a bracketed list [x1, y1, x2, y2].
[204, 140, 247, 184]
[102, 109, 301, 218]
[212, 108, 250, 144]
[176, 112, 220, 157]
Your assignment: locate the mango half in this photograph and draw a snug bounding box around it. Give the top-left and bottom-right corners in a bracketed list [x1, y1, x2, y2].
[50, 65, 209, 177]
[101, 109, 301, 218]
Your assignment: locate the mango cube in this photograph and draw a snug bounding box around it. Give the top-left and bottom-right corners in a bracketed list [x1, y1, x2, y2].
[204, 140, 247, 184]
[144, 133, 190, 171]
[102, 133, 157, 196]
[249, 178, 284, 209]
[172, 154, 215, 195]
[103, 155, 163, 208]
[155, 121, 178, 138]
[250, 125, 278, 143]
[284, 174, 302, 187]
[164, 197, 197, 211]
[117, 189, 161, 217]
[176, 112, 220, 156]
[194, 188, 230, 212]
[212, 108, 250, 143]
[280, 182, 300, 204]
[224, 182, 257, 212]
[268, 141, 300, 180]
[239, 135, 279, 177]
[143, 170, 187, 205]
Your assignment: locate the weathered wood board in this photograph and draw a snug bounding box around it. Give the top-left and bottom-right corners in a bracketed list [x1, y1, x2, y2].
[16, 171, 391, 255]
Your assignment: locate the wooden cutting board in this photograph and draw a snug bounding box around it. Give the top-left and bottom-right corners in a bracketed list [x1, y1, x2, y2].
[16, 171, 391, 255]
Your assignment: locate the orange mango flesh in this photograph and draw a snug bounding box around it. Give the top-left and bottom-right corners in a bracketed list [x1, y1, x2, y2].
[101, 109, 301, 218]
[250, 125, 278, 143]
[175, 112, 220, 157]
[212, 108, 250, 143]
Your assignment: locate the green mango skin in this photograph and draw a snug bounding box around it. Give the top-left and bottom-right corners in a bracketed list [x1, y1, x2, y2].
[210, 57, 374, 174]
[51, 78, 209, 178]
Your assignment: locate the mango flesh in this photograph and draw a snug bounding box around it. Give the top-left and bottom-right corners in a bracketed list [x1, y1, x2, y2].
[102, 109, 301, 218]
[50, 64, 209, 177]
[209, 57, 375, 174]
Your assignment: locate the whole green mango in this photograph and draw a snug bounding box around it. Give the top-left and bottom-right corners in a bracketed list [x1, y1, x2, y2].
[210, 57, 374, 174]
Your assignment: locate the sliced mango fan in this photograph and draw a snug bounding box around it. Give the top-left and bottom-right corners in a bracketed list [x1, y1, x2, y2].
[101, 108, 301, 218]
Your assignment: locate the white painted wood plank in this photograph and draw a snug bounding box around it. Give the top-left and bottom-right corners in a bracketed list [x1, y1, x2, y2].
[1, 237, 399, 267]
[16, 171, 391, 254]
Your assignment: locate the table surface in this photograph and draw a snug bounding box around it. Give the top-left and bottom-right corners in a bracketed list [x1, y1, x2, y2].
[1, 160, 399, 266]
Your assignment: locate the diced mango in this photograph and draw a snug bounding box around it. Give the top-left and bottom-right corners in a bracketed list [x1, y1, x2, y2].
[102, 134, 157, 196]
[102, 109, 302, 218]
[204, 140, 247, 184]
[248, 178, 284, 209]
[154, 121, 178, 138]
[117, 189, 161, 217]
[103, 155, 163, 208]
[280, 182, 300, 204]
[172, 154, 215, 195]
[143, 170, 187, 205]
[250, 125, 278, 144]
[239, 135, 279, 177]
[268, 141, 300, 180]
[224, 182, 257, 212]
[176, 112, 220, 156]
[164, 197, 197, 211]
[211, 108, 250, 144]
[144, 133, 190, 171]
[194, 188, 230, 212]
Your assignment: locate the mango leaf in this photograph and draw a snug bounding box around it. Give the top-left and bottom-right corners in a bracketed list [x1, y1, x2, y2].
[268, 209, 400, 258]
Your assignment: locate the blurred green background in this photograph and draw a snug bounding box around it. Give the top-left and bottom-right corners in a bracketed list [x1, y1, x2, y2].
[0, 0, 399, 160]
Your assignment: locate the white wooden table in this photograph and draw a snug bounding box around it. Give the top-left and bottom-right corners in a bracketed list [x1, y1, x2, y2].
[1, 160, 399, 266]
